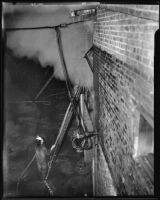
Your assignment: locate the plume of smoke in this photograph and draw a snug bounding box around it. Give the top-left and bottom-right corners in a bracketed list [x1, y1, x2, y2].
[4, 3, 94, 88]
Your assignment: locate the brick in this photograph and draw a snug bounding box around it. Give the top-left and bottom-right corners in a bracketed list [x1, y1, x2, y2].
[93, 44, 154, 195]
[102, 4, 159, 21]
[142, 11, 159, 21]
[142, 57, 150, 66]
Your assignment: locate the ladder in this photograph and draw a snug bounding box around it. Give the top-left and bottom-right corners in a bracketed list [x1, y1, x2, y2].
[45, 86, 82, 180]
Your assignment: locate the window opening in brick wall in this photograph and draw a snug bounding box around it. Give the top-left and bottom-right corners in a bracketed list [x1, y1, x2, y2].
[133, 114, 154, 184]
[133, 114, 154, 158]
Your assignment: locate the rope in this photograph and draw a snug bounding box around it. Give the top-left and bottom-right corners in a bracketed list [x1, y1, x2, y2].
[16, 153, 36, 194]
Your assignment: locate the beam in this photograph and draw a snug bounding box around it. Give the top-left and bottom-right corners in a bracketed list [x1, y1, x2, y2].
[5, 20, 91, 32]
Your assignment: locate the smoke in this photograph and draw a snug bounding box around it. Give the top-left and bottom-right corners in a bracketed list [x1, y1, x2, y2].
[4, 3, 94, 88]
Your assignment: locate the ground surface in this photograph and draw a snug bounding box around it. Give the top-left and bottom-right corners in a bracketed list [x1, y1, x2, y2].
[4, 48, 92, 197]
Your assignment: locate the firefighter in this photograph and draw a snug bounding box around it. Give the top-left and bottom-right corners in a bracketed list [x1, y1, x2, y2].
[35, 136, 48, 180]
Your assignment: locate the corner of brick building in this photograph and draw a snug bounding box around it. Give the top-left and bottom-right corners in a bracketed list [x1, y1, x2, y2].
[92, 4, 158, 196]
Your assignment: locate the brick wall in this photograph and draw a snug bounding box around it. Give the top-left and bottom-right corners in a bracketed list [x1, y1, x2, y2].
[93, 4, 158, 195]
[95, 143, 116, 196]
